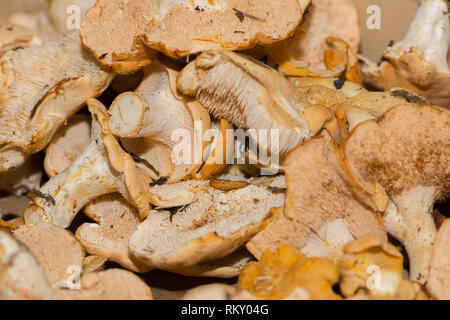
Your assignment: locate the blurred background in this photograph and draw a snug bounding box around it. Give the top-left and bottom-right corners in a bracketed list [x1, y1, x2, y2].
[0, 0, 418, 60]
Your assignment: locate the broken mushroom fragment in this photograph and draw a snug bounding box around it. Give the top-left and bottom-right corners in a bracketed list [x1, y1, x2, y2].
[13, 223, 85, 289]
[247, 136, 386, 261]
[337, 235, 404, 299]
[44, 114, 91, 177]
[0, 19, 42, 55]
[340, 104, 450, 283]
[360, 0, 450, 107]
[0, 229, 55, 299]
[238, 245, 341, 300]
[426, 219, 450, 299]
[129, 182, 284, 270]
[178, 50, 316, 156]
[80, 0, 311, 73]
[0, 34, 112, 174]
[76, 194, 151, 273]
[110, 61, 211, 182]
[24, 99, 150, 228]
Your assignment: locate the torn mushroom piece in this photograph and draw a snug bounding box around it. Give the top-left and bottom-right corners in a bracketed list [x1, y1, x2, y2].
[238, 245, 340, 300]
[80, 0, 311, 73]
[0, 229, 55, 300]
[340, 104, 450, 283]
[247, 136, 386, 262]
[109, 61, 212, 183]
[76, 194, 151, 273]
[44, 114, 91, 178]
[0, 34, 112, 174]
[178, 50, 322, 157]
[0, 19, 42, 55]
[360, 0, 450, 107]
[13, 223, 85, 289]
[129, 181, 285, 271]
[426, 219, 450, 300]
[24, 99, 150, 228]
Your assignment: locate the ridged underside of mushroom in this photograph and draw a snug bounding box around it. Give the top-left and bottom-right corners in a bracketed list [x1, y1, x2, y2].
[0, 34, 110, 168]
[80, 0, 311, 70]
[130, 184, 285, 269]
[178, 51, 311, 155]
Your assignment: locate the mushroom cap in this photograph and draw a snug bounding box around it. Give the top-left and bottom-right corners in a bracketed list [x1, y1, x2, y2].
[427, 219, 450, 300]
[0, 19, 42, 55]
[178, 50, 312, 155]
[80, 0, 311, 73]
[338, 235, 404, 299]
[44, 114, 91, 177]
[293, 0, 360, 67]
[0, 34, 112, 174]
[0, 229, 55, 299]
[247, 136, 386, 261]
[76, 194, 151, 273]
[182, 283, 238, 300]
[13, 223, 85, 289]
[0, 196, 28, 220]
[129, 182, 284, 270]
[0, 153, 43, 196]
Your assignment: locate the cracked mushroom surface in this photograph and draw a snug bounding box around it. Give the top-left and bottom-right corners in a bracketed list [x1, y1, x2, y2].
[80, 0, 311, 73]
[247, 136, 386, 262]
[129, 181, 285, 270]
[24, 99, 150, 228]
[0, 34, 112, 174]
[340, 104, 450, 283]
[360, 0, 450, 108]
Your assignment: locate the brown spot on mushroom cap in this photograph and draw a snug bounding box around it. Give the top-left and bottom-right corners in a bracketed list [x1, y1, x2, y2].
[76, 194, 151, 273]
[80, 0, 311, 73]
[426, 219, 450, 299]
[0, 34, 112, 174]
[247, 136, 386, 261]
[13, 223, 85, 288]
[129, 182, 284, 270]
[340, 104, 450, 283]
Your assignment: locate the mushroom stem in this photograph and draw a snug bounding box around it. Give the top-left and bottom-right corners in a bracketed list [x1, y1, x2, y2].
[383, 186, 439, 284]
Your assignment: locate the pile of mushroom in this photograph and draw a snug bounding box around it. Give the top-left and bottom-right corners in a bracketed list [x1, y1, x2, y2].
[0, 0, 448, 300]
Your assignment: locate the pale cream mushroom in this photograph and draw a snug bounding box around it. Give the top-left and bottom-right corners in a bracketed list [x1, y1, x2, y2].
[80, 0, 311, 74]
[247, 136, 386, 262]
[44, 114, 91, 178]
[360, 0, 450, 107]
[426, 219, 450, 299]
[182, 283, 238, 300]
[0, 196, 28, 221]
[13, 223, 85, 289]
[340, 104, 450, 283]
[129, 181, 285, 270]
[0, 19, 42, 56]
[0, 34, 112, 174]
[178, 50, 323, 156]
[0, 229, 56, 299]
[76, 194, 151, 273]
[109, 61, 212, 183]
[24, 99, 150, 228]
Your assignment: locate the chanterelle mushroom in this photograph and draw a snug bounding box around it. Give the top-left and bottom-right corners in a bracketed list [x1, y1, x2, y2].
[247, 136, 386, 262]
[0, 34, 112, 174]
[340, 104, 450, 283]
[80, 0, 311, 74]
[129, 180, 284, 270]
[178, 50, 323, 156]
[109, 61, 211, 183]
[24, 99, 150, 228]
[360, 0, 450, 107]
[426, 219, 450, 299]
